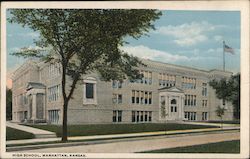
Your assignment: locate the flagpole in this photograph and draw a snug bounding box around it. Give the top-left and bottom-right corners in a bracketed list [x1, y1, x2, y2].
[223, 41, 225, 71]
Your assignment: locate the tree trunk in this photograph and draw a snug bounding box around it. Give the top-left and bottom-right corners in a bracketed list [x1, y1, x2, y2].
[62, 101, 68, 142]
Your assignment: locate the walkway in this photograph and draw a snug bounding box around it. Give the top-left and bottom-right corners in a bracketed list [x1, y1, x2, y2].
[15, 131, 240, 153]
[6, 122, 56, 138]
[7, 126, 239, 145]
[181, 121, 240, 127]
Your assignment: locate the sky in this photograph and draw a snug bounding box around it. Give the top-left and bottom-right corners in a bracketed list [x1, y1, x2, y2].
[6, 10, 240, 88]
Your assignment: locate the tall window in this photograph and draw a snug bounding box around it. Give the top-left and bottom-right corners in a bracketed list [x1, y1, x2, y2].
[132, 111, 136, 122]
[132, 111, 152, 123]
[86, 83, 94, 99]
[185, 94, 196, 106]
[83, 77, 97, 105]
[202, 112, 208, 120]
[202, 83, 208, 96]
[48, 85, 60, 102]
[113, 110, 122, 122]
[184, 112, 197, 121]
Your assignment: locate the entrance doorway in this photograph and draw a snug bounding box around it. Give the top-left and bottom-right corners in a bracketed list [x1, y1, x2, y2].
[170, 99, 178, 120]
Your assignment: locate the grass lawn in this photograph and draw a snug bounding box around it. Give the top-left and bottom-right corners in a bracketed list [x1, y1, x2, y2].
[6, 127, 35, 140]
[29, 123, 217, 137]
[143, 140, 240, 153]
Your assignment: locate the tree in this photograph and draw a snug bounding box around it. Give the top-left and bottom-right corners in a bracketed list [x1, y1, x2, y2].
[9, 9, 162, 141]
[6, 88, 12, 120]
[209, 74, 240, 120]
[215, 106, 225, 128]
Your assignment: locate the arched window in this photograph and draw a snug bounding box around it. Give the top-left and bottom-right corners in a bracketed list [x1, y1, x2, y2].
[171, 99, 177, 105]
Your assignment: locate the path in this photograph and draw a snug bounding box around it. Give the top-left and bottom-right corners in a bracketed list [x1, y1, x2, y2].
[15, 131, 239, 153]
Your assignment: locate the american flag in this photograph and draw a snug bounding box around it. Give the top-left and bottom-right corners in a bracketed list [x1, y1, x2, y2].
[224, 44, 235, 54]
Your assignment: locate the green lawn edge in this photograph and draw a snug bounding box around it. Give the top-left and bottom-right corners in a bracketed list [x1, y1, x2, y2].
[141, 140, 240, 153]
[27, 123, 218, 137]
[6, 127, 35, 140]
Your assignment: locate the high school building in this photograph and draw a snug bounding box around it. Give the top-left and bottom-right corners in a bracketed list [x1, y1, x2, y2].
[11, 59, 234, 124]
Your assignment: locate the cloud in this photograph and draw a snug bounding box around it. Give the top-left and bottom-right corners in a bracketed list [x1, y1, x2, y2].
[154, 21, 216, 47]
[213, 35, 223, 42]
[18, 32, 39, 38]
[120, 45, 199, 63]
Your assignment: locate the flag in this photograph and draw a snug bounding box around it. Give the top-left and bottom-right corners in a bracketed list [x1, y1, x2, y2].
[224, 43, 235, 54]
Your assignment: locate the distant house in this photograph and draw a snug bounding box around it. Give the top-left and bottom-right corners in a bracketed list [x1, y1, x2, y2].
[11, 59, 234, 124]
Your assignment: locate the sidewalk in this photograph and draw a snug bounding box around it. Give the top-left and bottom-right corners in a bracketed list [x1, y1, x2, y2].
[7, 126, 239, 145]
[181, 121, 240, 127]
[6, 122, 56, 138]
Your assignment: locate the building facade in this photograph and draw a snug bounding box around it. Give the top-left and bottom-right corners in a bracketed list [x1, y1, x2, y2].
[11, 59, 234, 125]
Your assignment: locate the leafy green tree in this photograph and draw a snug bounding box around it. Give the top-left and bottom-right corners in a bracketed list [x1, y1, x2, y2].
[215, 106, 225, 128]
[8, 9, 162, 141]
[209, 74, 240, 120]
[6, 88, 12, 120]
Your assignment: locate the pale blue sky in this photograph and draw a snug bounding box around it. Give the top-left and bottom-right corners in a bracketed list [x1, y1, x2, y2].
[7, 10, 240, 74]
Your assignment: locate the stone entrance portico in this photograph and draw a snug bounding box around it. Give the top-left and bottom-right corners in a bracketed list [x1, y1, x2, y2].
[159, 87, 185, 121]
[26, 82, 46, 123]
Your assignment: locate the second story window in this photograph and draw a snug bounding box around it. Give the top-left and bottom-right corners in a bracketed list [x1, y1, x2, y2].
[131, 90, 153, 105]
[182, 77, 196, 89]
[202, 83, 208, 96]
[112, 80, 122, 89]
[48, 85, 60, 102]
[112, 94, 122, 104]
[185, 94, 196, 106]
[159, 73, 176, 87]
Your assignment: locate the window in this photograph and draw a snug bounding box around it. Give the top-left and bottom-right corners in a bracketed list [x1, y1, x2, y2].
[202, 83, 208, 96]
[112, 80, 122, 89]
[182, 77, 196, 89]
[113, 94, 122, 104]
[49, 63, 60, 78]
[48, 110, 60, 124]
[136, 91, 140, 104]
[132, 111, 136, 122]
[136, 111, 140, 122]
[140, 91, 144, 104]
[145, 111, 148, 121]
[149, 112, 152, 121]
[83, 77, 97, 105]
[48, 85, 60, 102]
[149, 92, 152, 104]
[185, 94, 196, 106]
[202, 100, 207, 107]
[113, 110, 122, 122]
[171, 99, 176, 104]
[133, 111, 152, 123]
[131, 90, 152, 105]
[140, 111, 144, 122]
[159, 73, 176, 87]
[118, 111, 122, 122]
[132, 91, 135, 104]
[144, 92, 148, 104]
[86, 83, 94, 99]
[202, 112, 208, 120]
[130, 70, 152, 85]
[184, 112, 196, 121]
